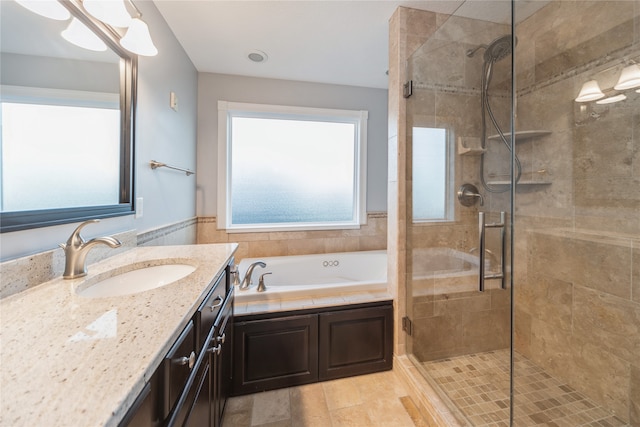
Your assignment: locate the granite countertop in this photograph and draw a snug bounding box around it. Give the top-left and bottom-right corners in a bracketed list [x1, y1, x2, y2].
[0, 243, 237, 427]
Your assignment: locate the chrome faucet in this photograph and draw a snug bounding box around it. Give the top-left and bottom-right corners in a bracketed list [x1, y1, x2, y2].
[257, 272, 271, 293]
[60, 219, 122, 279]
[239, 261, 266, 290]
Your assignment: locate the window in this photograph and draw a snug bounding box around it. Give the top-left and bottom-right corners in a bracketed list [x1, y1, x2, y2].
[218, 101, 368, 231]
[412, 127, 453, 222]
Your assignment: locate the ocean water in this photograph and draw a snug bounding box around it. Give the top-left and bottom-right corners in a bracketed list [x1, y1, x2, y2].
[231, 179, 353, 225]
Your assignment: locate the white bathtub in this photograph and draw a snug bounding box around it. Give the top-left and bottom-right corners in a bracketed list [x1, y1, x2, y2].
[235, 250, 387, 302]
[411, 247, 494, 295]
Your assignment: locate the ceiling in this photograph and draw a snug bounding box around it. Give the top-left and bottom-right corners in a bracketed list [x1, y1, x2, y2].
[153, 0, 545, 89]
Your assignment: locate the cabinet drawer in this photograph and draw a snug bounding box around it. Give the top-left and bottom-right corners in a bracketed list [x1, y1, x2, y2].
[162, 320, 196, 419]
[195, 272, 227, 352]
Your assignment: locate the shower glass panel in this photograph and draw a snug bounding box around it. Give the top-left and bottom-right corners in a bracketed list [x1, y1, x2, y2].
[513, 1, 639, 425]
[405, 2, 514, 425]
[405, 0, 640, 425]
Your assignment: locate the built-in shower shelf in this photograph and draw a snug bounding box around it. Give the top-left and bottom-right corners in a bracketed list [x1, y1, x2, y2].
[487, 180, 552, 186]
[487, 130, 552, 143]
[457, 136, 486, 156]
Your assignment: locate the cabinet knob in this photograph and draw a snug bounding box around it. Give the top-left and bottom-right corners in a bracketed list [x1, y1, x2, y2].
[208, 344, 221, 356]
[216, 333, 226, 344]
[173, 351, 196, 369]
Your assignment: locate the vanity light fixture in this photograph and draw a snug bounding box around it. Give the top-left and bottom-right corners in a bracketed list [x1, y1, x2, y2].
[595, 94, 627, 105]
[83, 0, 132, 27]
[575, 80, 605, 102]
[120, 17, 157, 56]
[15, 0, 71, 20]
[82, 0, 158, 56]
[61, 17, 108, 52]
[613, 64, 640, 90]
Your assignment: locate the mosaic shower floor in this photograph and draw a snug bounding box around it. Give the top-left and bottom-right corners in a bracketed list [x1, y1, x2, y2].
[421, 350, 629, 426]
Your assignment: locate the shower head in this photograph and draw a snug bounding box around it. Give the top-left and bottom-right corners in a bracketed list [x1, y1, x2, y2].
[483, 35, 513, 63]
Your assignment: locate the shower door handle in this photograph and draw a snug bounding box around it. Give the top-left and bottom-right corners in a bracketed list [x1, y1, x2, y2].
[478, 211, 506, 292]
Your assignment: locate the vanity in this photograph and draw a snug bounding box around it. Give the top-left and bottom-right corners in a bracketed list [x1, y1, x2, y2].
[0, 243, 237, 427]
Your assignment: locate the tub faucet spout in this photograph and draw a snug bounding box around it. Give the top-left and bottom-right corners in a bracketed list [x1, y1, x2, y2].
[60, 219, 122, 279]
[239, 261, 266, 290]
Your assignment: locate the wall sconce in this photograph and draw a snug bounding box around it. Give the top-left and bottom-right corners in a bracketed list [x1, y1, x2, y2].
[596, 94, 626, 105]
[17, 0, 157, 56]
[83, 0, 132, 27]
[83, 0, 157, 56]
[120, 18, 157, 56]
[61, 17, 108, 51]
[576, 61, 640, 104]
[613, 64, 640, 90]
[83, 0, 158, 56]
[15, 0, 70, 20]
[575, 80, 605, 102]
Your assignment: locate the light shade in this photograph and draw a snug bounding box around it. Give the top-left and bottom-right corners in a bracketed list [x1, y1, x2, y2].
[83, 0, 132, 28]
[61, 18, 108, 52]
[120, 18, 158, 56]
[575, 80, 605, 102]
[16, 0, 71, 20]
[596, 94, 627, 105]
[614, 64, 640, 90]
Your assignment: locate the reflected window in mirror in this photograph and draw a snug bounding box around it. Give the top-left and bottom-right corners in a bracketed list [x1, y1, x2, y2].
[412, 127, 454, 222]
[0, 0, 136, 232]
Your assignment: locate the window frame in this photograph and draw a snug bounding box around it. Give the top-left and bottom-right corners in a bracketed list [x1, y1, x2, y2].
[217, 101, 368, 232]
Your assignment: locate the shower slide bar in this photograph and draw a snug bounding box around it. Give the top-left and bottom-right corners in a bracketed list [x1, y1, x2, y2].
[478, 211, 506, 292]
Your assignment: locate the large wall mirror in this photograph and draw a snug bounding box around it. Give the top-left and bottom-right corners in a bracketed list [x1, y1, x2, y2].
[0, 0, 136, 233]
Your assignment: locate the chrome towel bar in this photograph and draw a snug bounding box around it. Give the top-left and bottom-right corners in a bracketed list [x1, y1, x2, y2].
[150, 160, 195, 176]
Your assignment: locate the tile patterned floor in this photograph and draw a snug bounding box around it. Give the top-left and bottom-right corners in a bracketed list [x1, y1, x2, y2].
[221, 370, 429, 427]
[422, 350, 630, 426]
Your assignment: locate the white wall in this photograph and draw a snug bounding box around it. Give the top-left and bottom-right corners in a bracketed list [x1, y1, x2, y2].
[196, 73, 388, 217]
[1, 2, 198, 261]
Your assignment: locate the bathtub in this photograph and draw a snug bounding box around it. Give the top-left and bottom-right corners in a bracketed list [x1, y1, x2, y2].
[411, 247, 495, 295]
[235, 250, 387, 303]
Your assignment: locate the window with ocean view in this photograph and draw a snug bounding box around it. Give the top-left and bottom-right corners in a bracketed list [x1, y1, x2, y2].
[217, 101, 368, 231]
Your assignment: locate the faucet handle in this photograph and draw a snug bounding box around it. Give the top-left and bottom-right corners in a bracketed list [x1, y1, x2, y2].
[257, 272, 271, 292]
[65, 219, 100, 246]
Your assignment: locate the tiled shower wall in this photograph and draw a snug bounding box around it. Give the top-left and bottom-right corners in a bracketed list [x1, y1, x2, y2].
[513, 1, 640, 424]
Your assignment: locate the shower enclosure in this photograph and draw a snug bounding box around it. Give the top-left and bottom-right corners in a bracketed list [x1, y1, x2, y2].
[399, 1, 640, 425]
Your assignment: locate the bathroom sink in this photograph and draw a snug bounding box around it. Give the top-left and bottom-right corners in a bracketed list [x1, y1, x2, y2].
[77, 264, 196, 298]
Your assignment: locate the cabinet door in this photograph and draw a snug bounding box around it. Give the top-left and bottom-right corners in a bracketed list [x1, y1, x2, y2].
[181, 356, 211, 427]
[233, 314, 318, 395]
[212, 290, 234, 427]
[318, 305, 393, 380]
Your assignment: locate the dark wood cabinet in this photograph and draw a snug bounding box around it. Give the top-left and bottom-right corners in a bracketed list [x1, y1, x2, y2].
[232, 301, 393, 396]
[233, 314, 319, 395]
[120, 263, 233, 427]
[318, 305, 393, 380]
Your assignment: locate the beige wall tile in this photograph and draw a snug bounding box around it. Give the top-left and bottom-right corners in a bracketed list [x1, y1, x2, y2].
[572, 285, 640, 365]
[631, 365, 640, 426]
[530, 317, 630, 419]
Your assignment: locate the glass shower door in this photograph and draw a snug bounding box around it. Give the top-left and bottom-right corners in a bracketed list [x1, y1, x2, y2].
[404, 2, 515, 425]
